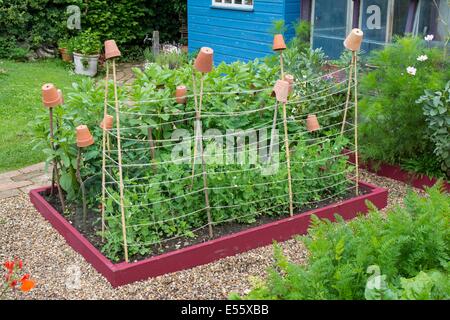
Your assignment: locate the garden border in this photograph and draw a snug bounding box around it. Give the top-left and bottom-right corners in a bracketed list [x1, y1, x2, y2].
[30, 181, 388, 287]
[345, 150, 450, 192]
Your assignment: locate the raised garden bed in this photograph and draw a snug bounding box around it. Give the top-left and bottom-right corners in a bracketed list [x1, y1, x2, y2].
[345, 150, 450, 192]
[30, 181, 388, 287]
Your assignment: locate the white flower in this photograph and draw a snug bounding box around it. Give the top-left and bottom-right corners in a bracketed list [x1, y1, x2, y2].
[424, 34, 434, 41]
[406, 66, 417, 76]
[417, 55, 428, 62]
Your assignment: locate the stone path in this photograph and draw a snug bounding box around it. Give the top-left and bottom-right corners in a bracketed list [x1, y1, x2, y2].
[114, 62, 142, 85]
[0, 163, 51, 199]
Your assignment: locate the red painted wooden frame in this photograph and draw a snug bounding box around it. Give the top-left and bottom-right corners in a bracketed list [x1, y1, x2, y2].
[30, 181, 387, 287]
[345, 150, 450, 192]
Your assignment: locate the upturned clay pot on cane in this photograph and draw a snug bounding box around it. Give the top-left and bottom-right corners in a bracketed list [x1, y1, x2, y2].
[100, 115, 114, 130]
[273, 34, 287, 51]
[194, 47, 214, 73]
[42, 83, 62, 108]
[104, 40, 121, 60]
[176, 85, 187, 104]
[284, 74, 294, 93]
[76, 125, 95, 148]
[272, 80, 290, 103]
[306, 114, 320, 132]
[344, 29, 364, 51]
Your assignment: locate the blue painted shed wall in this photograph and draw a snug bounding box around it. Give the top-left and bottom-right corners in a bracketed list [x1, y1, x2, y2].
[188, 0, 301, 64]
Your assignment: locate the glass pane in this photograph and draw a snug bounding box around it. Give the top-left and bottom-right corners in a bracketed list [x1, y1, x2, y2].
[235, 0, 243, 4]
[224, 0, 232, 4]
[360, 0, 389, 43]
[312, 0, 349, 58]
[416, 0, 450, 41]
[314, 0, 348, 38]
[392, 0, 411, 36]
[245, 0, 253, 5]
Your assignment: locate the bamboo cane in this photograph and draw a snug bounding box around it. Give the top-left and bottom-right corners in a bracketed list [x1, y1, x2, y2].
[148, 127, 157, 173]
[101, 62, 109, 241]
[190, 71, 200, 188]
[281, 101, 294, 217]
[194, 73, 213, 238]
[353, 52, 360, 196]
[76, 148, 88, 226]
[267, 102, 278, 164]
[49, 108, 66, 212]
[279, 51, 284, 80]
[340, 55, 355, 135]
[112, 59, 129, 263]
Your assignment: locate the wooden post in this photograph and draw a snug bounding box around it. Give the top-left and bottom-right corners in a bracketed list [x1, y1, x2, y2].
[101, 61, 109, 240]
[340, 55, 355, 135]
[152, 31, 160, 56]
[49, 108, 66, 212]
[76, 147, 88, 226]
[112, 59, 129, 263]
[281, 101, 294, 217]
[353, 52, 360, 196]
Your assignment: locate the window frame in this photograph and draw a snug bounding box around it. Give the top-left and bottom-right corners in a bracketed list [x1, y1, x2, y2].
[211, 0, 254, 11]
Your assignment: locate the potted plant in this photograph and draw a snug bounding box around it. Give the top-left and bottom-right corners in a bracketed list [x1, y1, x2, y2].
[57, 38, 73, 62]
[71, 29, 102, 77]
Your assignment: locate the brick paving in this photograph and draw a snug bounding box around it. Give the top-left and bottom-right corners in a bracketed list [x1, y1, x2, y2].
[0, 163, 51, 199]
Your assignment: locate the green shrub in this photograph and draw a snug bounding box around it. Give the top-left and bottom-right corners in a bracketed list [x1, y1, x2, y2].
[70, 29, 101, 55]
[359, 37, 449, 168]
[416, 81, 450, 176]
[234, 183, 450, 300]
[0, 0, 186, 59]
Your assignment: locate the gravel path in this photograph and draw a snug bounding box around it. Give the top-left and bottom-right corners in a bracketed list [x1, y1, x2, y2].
[1, 170, 420, 300]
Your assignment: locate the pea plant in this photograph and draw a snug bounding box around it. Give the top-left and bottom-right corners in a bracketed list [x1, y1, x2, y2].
[32, 56, 354, 262]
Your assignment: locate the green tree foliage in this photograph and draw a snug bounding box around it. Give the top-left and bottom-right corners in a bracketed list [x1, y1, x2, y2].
[0, 0, 186, 59]
[234, 183, 450, 300]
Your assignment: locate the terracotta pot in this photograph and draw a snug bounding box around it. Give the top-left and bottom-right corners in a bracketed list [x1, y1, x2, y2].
[344, 28, 364, 52]
[58, 89, 64, 105]
[100, 115, 114, 130]
[306, 114, 320, 132]
[175, 85, 187, 104]
[273, 34, 286, 51]
[59, 48, 73, 62]
[42, 83, 62, 108]
[272, 80, 290, 103]
[76, 125, 95, 148]
[104, 40, 121, 60]
[194, 47, 214, 73]
[284, 74, 294, 93]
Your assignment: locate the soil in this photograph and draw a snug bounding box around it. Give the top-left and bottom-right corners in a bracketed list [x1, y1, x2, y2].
[43, 185, 370, 263]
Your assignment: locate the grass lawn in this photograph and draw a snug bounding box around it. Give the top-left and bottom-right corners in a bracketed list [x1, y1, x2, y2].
[0, 59, 85, 173]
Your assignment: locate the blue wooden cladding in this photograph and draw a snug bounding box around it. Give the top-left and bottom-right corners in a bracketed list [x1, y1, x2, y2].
[188, 0, 301, 64]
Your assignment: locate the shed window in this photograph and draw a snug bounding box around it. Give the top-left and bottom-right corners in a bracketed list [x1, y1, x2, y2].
[212, 0, 254, 10]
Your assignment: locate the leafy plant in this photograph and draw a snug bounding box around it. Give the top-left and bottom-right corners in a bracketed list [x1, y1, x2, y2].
[234, 183, 450, 300]
[70, 29, 101, 56]
[359, 36, 449, 172]
[32, 47, 356, 261]
[416, 81, 450, 176]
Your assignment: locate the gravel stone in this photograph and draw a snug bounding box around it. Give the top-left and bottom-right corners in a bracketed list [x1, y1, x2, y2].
[0, 170, 420, 300]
